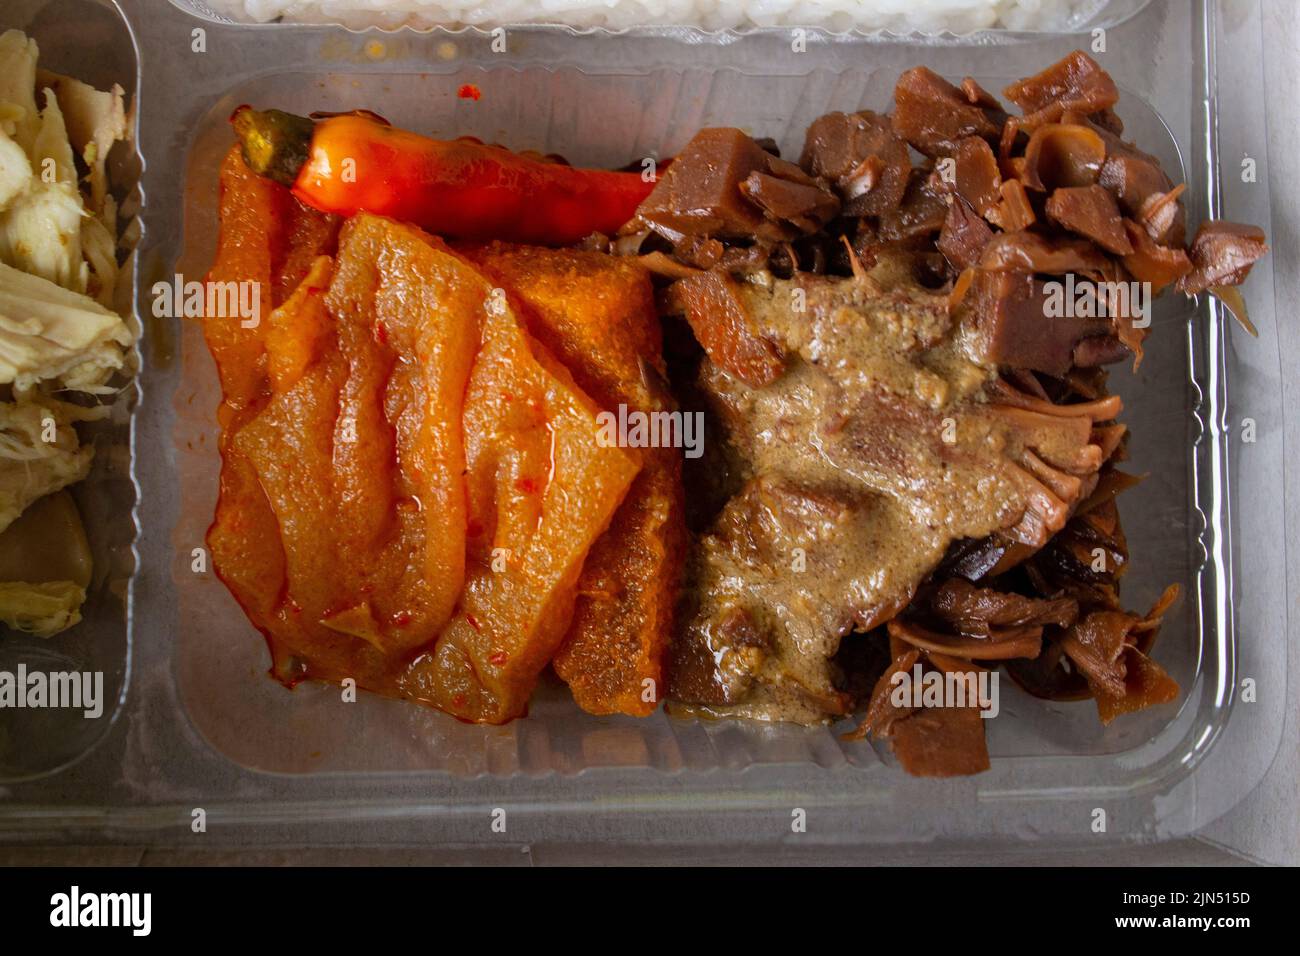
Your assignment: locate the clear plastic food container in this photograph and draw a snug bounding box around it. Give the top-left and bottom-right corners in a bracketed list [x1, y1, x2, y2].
[0, 0, 1286, 850]
[171, 0, 1154, 35]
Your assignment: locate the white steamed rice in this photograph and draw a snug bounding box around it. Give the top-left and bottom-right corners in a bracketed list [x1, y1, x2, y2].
[199, 0, 1108, 34]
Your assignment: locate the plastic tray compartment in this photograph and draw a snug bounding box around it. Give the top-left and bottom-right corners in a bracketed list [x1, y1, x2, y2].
[0, 0, 1286, 848]
[0, 0, 141, 783]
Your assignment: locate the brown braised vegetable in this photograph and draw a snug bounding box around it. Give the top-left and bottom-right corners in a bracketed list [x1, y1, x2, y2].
[627, 127, 838, 243]
[1003, 50, 1119, 124]
[961, 77, 1005, 111]
[1058, 586, 1180, 723]
[938, 197, 994, 271]
[1019, 122, 1107, 191]
[1073, 334, 1133, 367]
[891, 66, 1003, 158]
[666, 270, 785, 386]
[739, 168, 841, 235]
[1121, 219, 1192, 292]
[800, 110, 910, 216]
[1046, 184, 1132, 255]
[986, 179, 1037, 232]
[878, 168, 950, 242]
[1093, 127, 1180, 229]
[1136, 184, 1187, 247]
[962, 270, 1109, 376]
[623, 49, 1264, 344]
[608, 50, 1268, 776]
[889, 701, 993, 778]
[927, 578, 1079, 634]
[1178, 221, 1269, 294]
[1091, 107, 1125, 136]
[950, 135, 1002, 215]
[978, 231, 1112, 276]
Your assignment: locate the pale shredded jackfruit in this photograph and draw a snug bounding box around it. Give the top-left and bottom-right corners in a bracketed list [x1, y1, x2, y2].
[0, 397, 100, 536]
[0, 87, 89, 294]
[0, 130, 28, 208]
[0, 30, 39, 153]
[0, 261, 132, 391]
[0, 28, 132, 325]
[0, 178, 88, 293]
[36, 68, 127, 226]
[0, 580, 85, 637]
[0, 29, 133, 637]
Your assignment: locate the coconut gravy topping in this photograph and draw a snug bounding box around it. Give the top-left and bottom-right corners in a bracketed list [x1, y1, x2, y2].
[667, 255, 1111, 722]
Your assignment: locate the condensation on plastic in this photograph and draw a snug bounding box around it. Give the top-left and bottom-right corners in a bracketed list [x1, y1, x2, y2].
[0, 0, 1286, 850]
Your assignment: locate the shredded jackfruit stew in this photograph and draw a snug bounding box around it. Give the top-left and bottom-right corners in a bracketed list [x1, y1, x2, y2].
[0, 29, 136, 638]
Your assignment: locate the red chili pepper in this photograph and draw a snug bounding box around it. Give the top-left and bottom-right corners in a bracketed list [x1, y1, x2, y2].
[293, 114, 654, 246]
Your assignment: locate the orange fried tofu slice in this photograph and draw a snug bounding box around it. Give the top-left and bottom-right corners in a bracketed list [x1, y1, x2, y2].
[400, 279, 642, 723]
[556, 468, 685, 715]
[317, 214, 485, 651]
[204, 149, 339, 648]
[208, 451, 286, 635]
[204, 148, 294, 638]
[203, 147, 339, 427]
[458, 243, 664, 409]
[461, 243, 687, 716]
[203, 147, 282, 425]
[233, 353, 347, 635]
[233, 214, 484, 661]
[265, 255, 335, 393]
[229, 261, 375, 681]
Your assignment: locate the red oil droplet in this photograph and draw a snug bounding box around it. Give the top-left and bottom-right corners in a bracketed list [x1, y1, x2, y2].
[458, 84, 482, 101]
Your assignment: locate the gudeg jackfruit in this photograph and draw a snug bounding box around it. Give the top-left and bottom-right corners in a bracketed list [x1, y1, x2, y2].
[0, 490, 92, 638]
